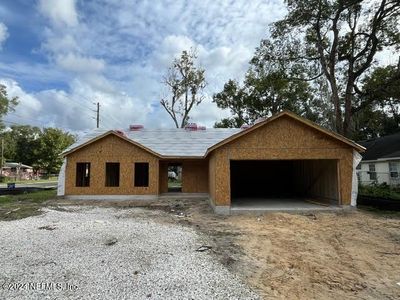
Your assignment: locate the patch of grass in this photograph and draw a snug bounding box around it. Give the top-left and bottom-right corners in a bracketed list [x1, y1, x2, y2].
[359, 184, 400, 200]
[0, 177, 58, 185]
[0, 189, 57, 221]
[168, 179, 182, 188]
[0, 189, 56, 203]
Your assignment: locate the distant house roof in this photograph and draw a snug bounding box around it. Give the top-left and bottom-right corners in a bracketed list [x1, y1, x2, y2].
[3, 162, 33, 169]
[359, 132, 400, 161]
[63, 111, 364, 158]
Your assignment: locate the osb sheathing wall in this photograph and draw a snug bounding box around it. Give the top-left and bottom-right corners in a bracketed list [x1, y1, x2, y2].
[182, 160, 209, 193]
[159, 162, 168, 194]
[293, 160, 339, 203]
[210, 115, 354, 206]
[159, 160, 209, 194]
[208, 154, 216, 205]
[65, 134, 159, 195]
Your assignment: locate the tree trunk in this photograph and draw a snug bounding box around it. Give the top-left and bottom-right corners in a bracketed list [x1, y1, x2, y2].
[343, 76, 355, 137]
[327, 79, 343, 134]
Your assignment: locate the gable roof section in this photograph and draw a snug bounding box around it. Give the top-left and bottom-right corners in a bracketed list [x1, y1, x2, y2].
[205, 111, 365, 155]
[62, 129, 163, 158]
[63, 111, 364, 158]
[124, 128, 240, 157]
[359, 132, 400, 160]
[63, 127, 240, 158]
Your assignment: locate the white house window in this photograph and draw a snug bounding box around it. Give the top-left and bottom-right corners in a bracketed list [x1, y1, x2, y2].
[389, 162, 399, 178]
[368, 164, 377, 181]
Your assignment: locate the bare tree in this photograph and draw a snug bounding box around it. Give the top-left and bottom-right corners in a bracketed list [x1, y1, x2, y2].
[160, 49, 206, 128]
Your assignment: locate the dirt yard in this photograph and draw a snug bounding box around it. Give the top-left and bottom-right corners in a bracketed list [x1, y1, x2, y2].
[69, 198, 400, 300]
[2, 195, 400, 299]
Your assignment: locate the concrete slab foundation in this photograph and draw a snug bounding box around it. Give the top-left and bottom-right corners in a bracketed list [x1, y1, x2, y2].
[159, 193, 209, 200]
[63, 195, 158, 201]
[231, 197, 342, 213]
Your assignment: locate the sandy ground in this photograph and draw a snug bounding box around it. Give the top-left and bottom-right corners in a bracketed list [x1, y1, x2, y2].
[4, 197, 400, 299]
[181, 203, 400, 300]
[70, 198, 400, 300]
[224, 211, 400, 300]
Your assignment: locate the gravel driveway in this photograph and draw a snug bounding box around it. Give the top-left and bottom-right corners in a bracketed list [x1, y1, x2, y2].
[0, 206, 258, 300]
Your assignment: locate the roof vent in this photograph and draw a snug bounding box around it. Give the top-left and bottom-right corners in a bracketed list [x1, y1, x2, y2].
[185, 123, 198, 131]
[254, 117, 266, 124]
[129, 124, 144, 131]
[240, 124, 251, 130]
[114, 130, 126, 136]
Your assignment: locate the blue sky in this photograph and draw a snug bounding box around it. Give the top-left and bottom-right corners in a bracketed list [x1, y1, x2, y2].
[0, 0, 287, 132]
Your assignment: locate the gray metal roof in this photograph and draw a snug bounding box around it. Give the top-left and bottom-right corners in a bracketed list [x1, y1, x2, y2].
[3, 162, 33, 169]
[64, 127, 241, 157]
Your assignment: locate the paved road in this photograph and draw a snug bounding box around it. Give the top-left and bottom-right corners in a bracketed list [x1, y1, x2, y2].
[0, 181, 58, 188]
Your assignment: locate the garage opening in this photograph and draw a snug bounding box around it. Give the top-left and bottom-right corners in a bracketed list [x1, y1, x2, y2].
[230, 160, 340, 210]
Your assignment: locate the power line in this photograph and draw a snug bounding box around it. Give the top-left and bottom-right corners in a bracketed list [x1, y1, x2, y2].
[7, 111, 94, 128]
[67, 96, 96, 113]
[6, 96, 122, 130]
[101, 109, 126, 128]
[71, 95, 132, 129]
[7, 113, 42, 124]
[2, 120, 20, 126]
[2, 119, 72, 132]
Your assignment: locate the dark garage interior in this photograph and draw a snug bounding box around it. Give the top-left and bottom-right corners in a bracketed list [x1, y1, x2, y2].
[230, 160, 339, 208]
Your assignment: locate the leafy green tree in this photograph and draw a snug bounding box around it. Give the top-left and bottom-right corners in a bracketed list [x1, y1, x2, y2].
[272, 0, 400, 136]
[36, 128, 76, 174]
[352, 105, 397, 140]
[0, 84, 18, 129]
[213, 39, 325, 127]
[3, 125, 41, 166]
[160, 49, 207, 128]
[0, 125, 75, 173]
[352, 62, 400, 139]
[356, 63, 400, 119]
[213, 80, 250, 128]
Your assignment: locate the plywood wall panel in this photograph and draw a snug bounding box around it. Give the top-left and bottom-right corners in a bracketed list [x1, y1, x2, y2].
[210, 115, 355, 206]
[182, 160, 209, 193]
[208, 153, 216, 204]
[65, 135, 159, 195]
[159, 161, 168, 194]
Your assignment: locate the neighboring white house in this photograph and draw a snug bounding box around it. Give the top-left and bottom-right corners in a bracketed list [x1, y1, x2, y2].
[1, 162, 34, 180]
[357, 132, 400, 186]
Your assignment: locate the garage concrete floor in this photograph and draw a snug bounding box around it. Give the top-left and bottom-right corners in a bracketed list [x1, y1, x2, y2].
[231, 198, 341, 212]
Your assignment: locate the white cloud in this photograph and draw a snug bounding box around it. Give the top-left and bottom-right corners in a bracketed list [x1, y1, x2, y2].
[2, 0, 288, 131]
[0, 22, 9, 48]
[0, 79, 43, 126]
[0, 77, 154, 131]
[0, 60, 68, 84]
[55, 53, 105, 74]
[38, 0, 78, 27]
[42, 33, 79, 54]
[189, 96, 232, 127]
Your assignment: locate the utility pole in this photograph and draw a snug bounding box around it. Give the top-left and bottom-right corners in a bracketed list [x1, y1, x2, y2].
[96, 102, 100, 128]
[94, 102, 100, 128]
[1, 138, 3, 177]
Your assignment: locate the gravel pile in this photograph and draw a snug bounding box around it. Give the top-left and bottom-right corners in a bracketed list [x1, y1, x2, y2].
[0, 206, 259, 300]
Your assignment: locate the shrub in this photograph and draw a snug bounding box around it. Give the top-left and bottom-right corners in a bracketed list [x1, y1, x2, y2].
[359, 183, 400, 200]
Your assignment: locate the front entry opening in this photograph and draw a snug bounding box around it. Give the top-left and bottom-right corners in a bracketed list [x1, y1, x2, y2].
[168, 163, 182, 192]
[230, 160, 339, 209]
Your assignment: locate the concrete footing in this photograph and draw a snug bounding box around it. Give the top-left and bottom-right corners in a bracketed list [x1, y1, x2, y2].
[63, 195, 158, 201]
